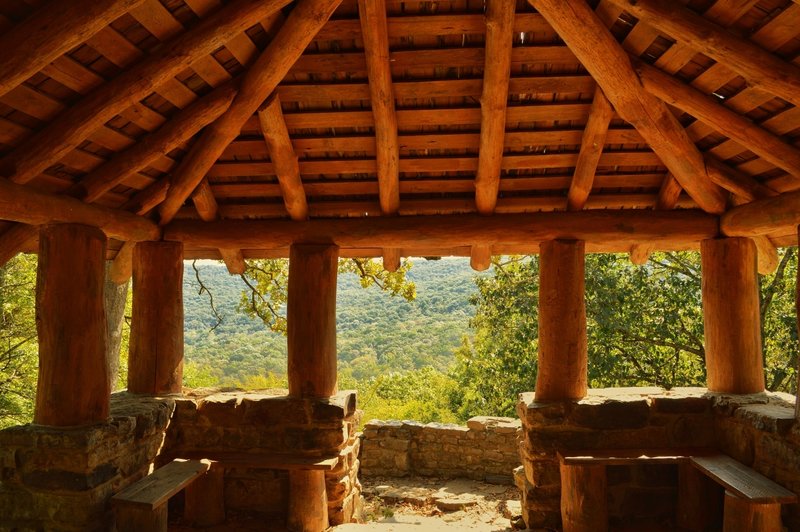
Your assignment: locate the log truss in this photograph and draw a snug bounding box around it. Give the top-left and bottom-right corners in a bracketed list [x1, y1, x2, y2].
[0, 0, 799, 265]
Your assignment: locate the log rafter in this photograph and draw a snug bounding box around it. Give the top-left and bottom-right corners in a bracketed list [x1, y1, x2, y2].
[158, 0, 344, 225]
[474, 0, 516, 215]
[191, 179, 246, 275]
[528, 0, 728, 215]
[567, 87, 614, 211]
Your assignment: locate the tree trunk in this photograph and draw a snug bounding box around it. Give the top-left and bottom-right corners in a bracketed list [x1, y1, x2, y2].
[104, 261, 129, 390]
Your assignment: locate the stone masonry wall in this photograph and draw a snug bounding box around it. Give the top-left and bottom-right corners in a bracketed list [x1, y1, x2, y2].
[516, 387, 800, 531]
[160, 388, 363, 526]
[360, 416, 521, 483]
[0, 393, 174, 531]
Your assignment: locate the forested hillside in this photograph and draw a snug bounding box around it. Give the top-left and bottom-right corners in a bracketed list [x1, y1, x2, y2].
[184, 258, 482, 385]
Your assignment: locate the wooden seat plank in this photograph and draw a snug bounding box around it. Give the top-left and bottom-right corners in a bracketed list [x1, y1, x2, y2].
[177, 451, 339, 470]
[691, 455, 797, 504]
[560, 447, 715, 465]
[112, 459, 211, 510]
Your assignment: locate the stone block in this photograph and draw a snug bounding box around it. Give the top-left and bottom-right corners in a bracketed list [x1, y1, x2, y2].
[196, 394, 242, 427]
[524, 458, 559, 487]
[735, 404, 797, 435]
[668, 414, 716, 447]
[284, 426, 347, 452]
[569, 398, 650, 429]
[517, 396, 571, 427]
[649, 394, 711, 414]
[240, 395, 309, 426]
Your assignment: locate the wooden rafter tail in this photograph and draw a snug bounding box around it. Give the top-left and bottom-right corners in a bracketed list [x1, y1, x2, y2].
[0, 179, 159, 242]
[470, 245, 492, 271]
[0, 0, 146, 100]
[358, 0, 400, 216]
[721, 190, 800, 237]
[257, 95, 308, 221]
[567, 87, 614, 211]
[474, 0, 516, 215]
[629, 244, 652, 266]
[636, 60, 800, 180]
[158, 0, 344, 226]
[0, 224, 39, 267]
[605, 0, 800, 109]
[528, 0, 727, 215]
[704, 157, 779, 202]
[109, 241, 136, 285]
[382, 248, 401, 272]
[122, 180, 171, 216]
[219, 249, 247, 275]
[78, 82, 238, 203]
[628, 173, 682, 264]
[0, 0, 292, 185]
[191, 179, 246, 275]
[752, 236, 779, 276]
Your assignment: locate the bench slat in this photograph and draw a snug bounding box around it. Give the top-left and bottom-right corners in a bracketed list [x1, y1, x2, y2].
[112, 459, 211, 510]
[560, 447, 714, 465]
[691, 455, 797, 504]
[177, 451, 338, 470]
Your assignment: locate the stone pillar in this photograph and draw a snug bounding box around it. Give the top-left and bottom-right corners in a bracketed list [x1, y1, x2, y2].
[35, 224, 110, 426]
[701, 238, 764, 394]
[128, 241, 184, 394]
[535, 239, 588, 401]
[286, 243, 339, 531]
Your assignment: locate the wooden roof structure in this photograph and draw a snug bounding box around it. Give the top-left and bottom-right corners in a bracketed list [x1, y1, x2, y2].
[1, 0, 800, 272]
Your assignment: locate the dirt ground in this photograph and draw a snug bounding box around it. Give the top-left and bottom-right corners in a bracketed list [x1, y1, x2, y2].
[333, 476, 522, 531]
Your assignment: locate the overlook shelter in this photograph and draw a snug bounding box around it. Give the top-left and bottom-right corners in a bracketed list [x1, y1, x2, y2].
[1, 0, 800, 530]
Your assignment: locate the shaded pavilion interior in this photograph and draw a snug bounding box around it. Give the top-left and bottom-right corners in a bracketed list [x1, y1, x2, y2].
[1, 0, 800, 530]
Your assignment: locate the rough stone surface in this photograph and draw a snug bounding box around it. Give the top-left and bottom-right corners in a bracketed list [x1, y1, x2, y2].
[359, 417, 521, 482]
[515, 387, 800, 531]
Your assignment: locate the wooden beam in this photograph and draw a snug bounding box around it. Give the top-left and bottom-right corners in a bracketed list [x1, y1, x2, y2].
[606, 0, 800, 109]
[474, 0, 516, 215]
[629, 173, 682, 265]
[567, 88, 614, 211]
[0, 0, 145, 100]
[109, 241, 135, 285]
[752, 236, 779, 275]
[382, 248, 401, 272]
[1, 0, 291, 185]
[528, 0, 728, 214]
[636, 61, 800, 180]
[191, 179, 247, 275]
[0, 224, 37, 267]
[158, 0, 343, 225]
[165, 210, 720, 250]
[0, 178, 160, 242]
[78, 83, 237, 203]
[705, 157, 778, 202]
[257, 95, 308, 221]
[470, 245, 492, 271]
[721, 190, 800, 237]
[358, 0, 399, 215]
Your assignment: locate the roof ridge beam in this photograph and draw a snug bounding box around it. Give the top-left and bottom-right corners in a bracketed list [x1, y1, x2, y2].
[1, 0, 291, 185]
[604, 0, 800, 108]
[158, 0, 344, 225]
[0, 0, 146, 100]
[528, 0, 728, 214]
[474, 0, 516, 215]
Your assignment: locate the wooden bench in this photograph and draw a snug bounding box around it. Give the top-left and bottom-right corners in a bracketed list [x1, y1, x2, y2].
[112, 459, 212, 532]
[557, 449, 797, 532]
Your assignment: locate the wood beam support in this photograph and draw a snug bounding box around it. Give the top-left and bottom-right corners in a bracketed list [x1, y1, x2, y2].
[158, 0, 343, 225]
[286, 243, 338, 531]
[528, 0, 728, 214]
[165, 210, 720, 251]
[0, 0, 145, 99]
[0, 178, 160, 242]
[1, 0, 291, 185]
[109, 241, 135, 285]
[721, 190, 800, 237]
[636, 61, 800, 180]
[561, 464, 608, 532]
[701, 237, 764, 394]
[129, 242, 184, 395]
[382, 248, 401, 272]
[470, 245, 492, 272]
[35, 224, 109, 426]
[605, 0, 800, 108]
[567, 88, 614, 211]
[475, 0, 516, 215]
[258, 95, 308, 221]
[192, 179, 247, 275]
[358, 0, 400, 215]
[0, 224, 38, 267]
[536, 240, 588, 401]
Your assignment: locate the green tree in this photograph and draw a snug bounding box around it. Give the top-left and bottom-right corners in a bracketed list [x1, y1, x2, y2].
[0, 255, 38, 428]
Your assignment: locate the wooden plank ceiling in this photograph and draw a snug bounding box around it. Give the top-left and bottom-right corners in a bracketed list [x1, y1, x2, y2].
[0, 0, 798, 262]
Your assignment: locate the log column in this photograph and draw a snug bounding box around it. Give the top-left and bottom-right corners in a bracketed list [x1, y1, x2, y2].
[536, 239, 588, 401]
[35, 224, 110, 426]
[701, 238, 765, 394]
[286, 243, 339, 531]
[128, 241, 184, 394]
